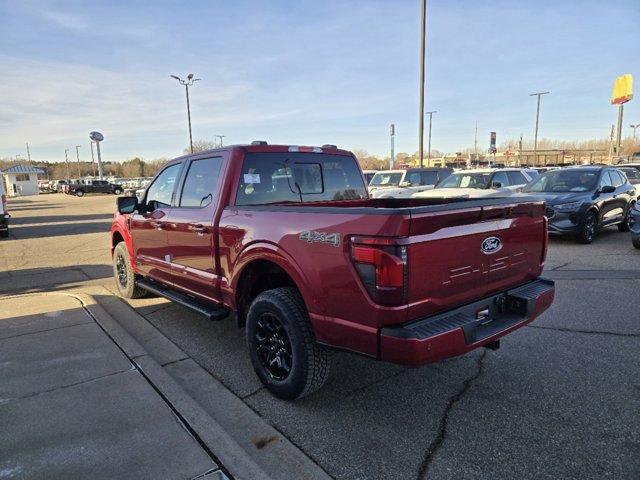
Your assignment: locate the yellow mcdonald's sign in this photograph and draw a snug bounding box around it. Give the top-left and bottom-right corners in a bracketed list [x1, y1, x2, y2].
[611, 74, 633, 105]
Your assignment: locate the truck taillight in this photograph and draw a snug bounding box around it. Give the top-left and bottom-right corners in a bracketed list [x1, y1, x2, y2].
[351, 240, 407, 306]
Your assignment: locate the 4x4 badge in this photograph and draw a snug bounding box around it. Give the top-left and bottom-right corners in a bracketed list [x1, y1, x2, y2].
[299, 231, 340, 247]
[481, 236, 502, 254]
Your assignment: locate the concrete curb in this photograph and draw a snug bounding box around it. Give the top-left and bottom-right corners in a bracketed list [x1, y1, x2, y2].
[87, 285, 334, 480]
[10, 291, 270, 480]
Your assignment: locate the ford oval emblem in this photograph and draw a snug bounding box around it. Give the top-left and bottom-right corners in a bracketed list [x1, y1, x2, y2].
[481, 236, 502, 254]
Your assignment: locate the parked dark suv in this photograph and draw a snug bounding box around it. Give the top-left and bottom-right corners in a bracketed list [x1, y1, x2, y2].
[523, 166, 636, 243]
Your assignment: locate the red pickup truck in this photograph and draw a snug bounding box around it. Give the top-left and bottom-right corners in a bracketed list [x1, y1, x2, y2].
[111, 143, 554, 399]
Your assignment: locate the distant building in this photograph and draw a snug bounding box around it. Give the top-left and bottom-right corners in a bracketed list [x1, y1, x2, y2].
[1, 164, 45, 197]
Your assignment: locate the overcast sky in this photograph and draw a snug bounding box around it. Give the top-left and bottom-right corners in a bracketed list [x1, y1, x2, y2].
[1, 0, 639, 163]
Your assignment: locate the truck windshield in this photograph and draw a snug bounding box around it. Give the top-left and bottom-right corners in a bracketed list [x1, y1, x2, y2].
[236, 152, 367, 205]
[437, 172, 492, 189]
[370, 172, 403, 186]
[523, 170, 598, 193]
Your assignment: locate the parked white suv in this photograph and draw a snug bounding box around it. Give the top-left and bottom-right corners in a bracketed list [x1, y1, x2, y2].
[369, 168, 453, 198]
[412, 168, 535, 199]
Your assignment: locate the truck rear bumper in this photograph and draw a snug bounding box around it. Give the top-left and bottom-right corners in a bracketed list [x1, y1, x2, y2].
[379, 278, 555, 366]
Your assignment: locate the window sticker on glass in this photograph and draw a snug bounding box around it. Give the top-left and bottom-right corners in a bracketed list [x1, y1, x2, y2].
[244, 173, 261, 184]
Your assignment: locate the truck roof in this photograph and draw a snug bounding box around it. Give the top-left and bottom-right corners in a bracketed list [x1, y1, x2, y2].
[171, 143, 354, 163]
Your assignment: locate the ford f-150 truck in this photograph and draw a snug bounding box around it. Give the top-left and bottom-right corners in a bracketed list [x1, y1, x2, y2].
[111, 143, 555, 399]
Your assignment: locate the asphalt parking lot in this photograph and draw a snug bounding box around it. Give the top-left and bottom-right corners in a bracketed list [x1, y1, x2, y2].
[2, 193, 639, 480]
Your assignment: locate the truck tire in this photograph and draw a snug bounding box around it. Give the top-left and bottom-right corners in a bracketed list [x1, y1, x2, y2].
[246, 287, 331, 400]
[633, 238, 640, 250]
[0, 229, 8, 238]
[113, 242, 146, 299]
[75, 189, 85, 197]
[576, 211, 596, 244]
[113, 188, 123, 195]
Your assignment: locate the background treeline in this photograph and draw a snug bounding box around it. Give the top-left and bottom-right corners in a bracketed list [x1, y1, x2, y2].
[1, 136, 638, 179]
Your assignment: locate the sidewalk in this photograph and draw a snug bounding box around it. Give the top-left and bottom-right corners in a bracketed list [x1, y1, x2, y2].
[0, 292, 227, 480]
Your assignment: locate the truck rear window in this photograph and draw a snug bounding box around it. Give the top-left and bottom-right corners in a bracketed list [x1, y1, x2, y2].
[235, 152, 366, 205]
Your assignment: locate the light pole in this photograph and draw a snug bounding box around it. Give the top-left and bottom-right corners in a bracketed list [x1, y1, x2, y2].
[418, 0, 427, 167]
[631, 124, 639, 141]
[64, 148, 70, 180]
[530, 91, 550, 165]
[426, 110, 436, 166]
[171, 74, 200, 153]
[390, 123, 395, 169]
[75, 145, 82, 178]
[214, 134, 226, 147]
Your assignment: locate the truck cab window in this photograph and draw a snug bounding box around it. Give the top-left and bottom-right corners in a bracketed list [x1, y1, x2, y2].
[146, 163, 181, 210]
[179, 158, 222, 208]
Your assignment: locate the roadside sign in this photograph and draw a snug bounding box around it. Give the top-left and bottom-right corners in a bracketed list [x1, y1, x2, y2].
[611, 74, 633, 105]
[489, 132, 497, 154]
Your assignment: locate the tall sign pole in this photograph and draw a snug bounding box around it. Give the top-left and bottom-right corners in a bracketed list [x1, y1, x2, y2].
[90, 132, 105, 180]
[75, 145, 82, 178]
[418, 0, 427, 167]
[390, 123, 395, 169]
[89, 141, 97, 177]
[489, 132, 497, 167]
[611, 74, 633, 158]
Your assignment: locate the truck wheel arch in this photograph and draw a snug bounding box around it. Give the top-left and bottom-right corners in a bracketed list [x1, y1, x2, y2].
[111, 226, 135, 271]
[232, 247, 316, 328]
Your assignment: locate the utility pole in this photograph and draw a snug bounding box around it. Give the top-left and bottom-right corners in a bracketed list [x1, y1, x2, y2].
[64, 149, 70, 180]
[519, 134, 524, 165]
[75, 145, 82, 178]
[90, 141, 97, 177]
[530, 91, 550, 165]
[630, 124, 639, 141]
[26, 142, 32, 163]
[390, 124, 395, 169]
[474, 120, 478, 161]
[214, 134, 226, 147]
[418, 0, 427, 167]
[426, 110, 436, 166]
[171, 74, 200, 153]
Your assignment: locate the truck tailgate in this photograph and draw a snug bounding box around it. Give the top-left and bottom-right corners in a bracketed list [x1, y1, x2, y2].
[406, 200, 546, 320]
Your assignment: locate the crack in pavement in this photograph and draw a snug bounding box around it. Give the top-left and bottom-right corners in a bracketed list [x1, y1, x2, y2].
[416, 350, 487, 480]
[527, 324, 639, 337]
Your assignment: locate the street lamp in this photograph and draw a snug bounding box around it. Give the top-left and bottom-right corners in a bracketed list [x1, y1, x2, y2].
[530, 91, 550, 164]
[426, 110, 436, 166]
[418, 0, 427, 167]
[631, 124, 639, 141]
[171, 73, 201, 153]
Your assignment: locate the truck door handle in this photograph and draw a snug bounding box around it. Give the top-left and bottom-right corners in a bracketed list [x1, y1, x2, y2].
[190, 223, 208, 234]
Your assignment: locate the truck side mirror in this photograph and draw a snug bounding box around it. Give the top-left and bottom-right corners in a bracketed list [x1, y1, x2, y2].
[117, 196, 138, 214]
[600, 185, 615, 194]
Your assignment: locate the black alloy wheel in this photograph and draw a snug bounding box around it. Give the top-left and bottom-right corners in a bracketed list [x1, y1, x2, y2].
[577, 211, 596, 244]
[115, 251, 128, 289]
[255, 313, 293, 381]
[618, 206, 632, 232]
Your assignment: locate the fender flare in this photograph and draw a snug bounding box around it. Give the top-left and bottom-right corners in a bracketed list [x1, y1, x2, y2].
[111, 223, 135, 272]
[230, 241, 318, 313]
